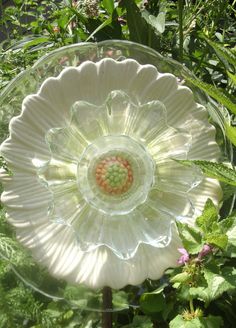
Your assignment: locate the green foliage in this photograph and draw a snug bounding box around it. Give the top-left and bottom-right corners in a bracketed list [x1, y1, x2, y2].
[177, 160, 236, 186]
[227, 71, 236, 86]
[141, 6, 166, 35]
[169, 314, 223, 328]
[202, 266, 236, 302]
[177, 224, 203, 254]
[0, 0, 236, 327]
[224, 215, 236, 257]
[178, 199, 229, 251]
[205, 38, 236, 70]
[196, 199, 218, 230]
[140, 285, 166, 314]
[225, 124, 236, 147]
[195, 200, 228, 249]
[169, 199, 236, 326]
[184, 75, 236, 115]
[119, 0, 160, 49]
[123, 315, 153, 328]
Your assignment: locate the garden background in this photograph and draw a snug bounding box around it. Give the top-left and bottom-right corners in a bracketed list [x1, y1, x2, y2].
[0, 0, 236, 327]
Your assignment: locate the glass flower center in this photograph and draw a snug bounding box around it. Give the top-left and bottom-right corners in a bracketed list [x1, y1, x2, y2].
[95, 156, 133, 195]
[77, 135, 154, 215]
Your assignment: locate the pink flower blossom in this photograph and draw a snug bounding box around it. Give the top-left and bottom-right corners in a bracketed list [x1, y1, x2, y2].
[177, 248, 190, 265]
[198, 244, 212, 259]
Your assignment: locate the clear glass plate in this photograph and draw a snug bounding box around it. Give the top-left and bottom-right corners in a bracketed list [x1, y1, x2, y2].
[0, 40, 228, 312]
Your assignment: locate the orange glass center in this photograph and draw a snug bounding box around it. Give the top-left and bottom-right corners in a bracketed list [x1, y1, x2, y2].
[95, 155, 133, 195]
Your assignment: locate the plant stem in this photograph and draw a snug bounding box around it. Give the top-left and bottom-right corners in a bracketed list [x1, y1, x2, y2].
[189, 297, 194, 314]
[102, 286, 113, 328]
[178, 0, 184, 62]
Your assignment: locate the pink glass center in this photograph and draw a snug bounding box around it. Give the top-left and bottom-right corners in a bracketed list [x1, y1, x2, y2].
[95, 155, 133, 195]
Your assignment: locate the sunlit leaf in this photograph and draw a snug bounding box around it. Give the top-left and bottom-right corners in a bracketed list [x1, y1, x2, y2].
[196, 199, 218, 233]
[203, 267, 236, 301]
[205, 39, 236, 68]
[177, 160, 236, 186]
[184, 76, 236, 115]
[141, 10, 166, 34]
[227, 71, 236, 86]
[225, 124, 236, 147]
[177, 223, 203, 254]
[102, 0, 114, 15]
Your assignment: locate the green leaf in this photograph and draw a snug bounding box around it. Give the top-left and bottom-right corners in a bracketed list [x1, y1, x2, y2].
[86, 17, 112, 41]
[5, 36, 44, 50]
[22, 36, 50, 50]
[170, 314, 222, 328]
[175, 285, 192, 300]
[219, 216, 236, 233]
[63, 310, 73, 320]
[194, 199, 228, 249]
[177, 160, 236, 186]
[102, 0, 114, 15]
[171, 272, 190, 284]
[123, 315, 153, 328]
[203, 267, 236, 301]
[199, 315, 223, 328]
[221, 266, 236, 283]
[183, 76, 236, 115]
[63, 285, 100, 309]
[196, 199, 218, 233]
[178, 223, 203, 254]
[225, 124, 236, 147]
[112, 290, 129, 310]
[119, 0, 159, 48]
[162, 300, 175, 321]
[169, 315, 202, 328]
[224, 216, 236, 256]
[140, 292, 166, 314]
[141, 10, 166, 34]
[205, 232, 228, 249]
[227, 71, 236, 87]
[120, 0, 148, 44]
[0, 233, 34, 267]
[221, 184, 236, 201]
[205, 39, 236, 68]
[189, 286, 209, 303]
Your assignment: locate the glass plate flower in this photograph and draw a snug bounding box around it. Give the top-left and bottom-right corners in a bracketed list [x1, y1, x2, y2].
[0, 42, 222, 290]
